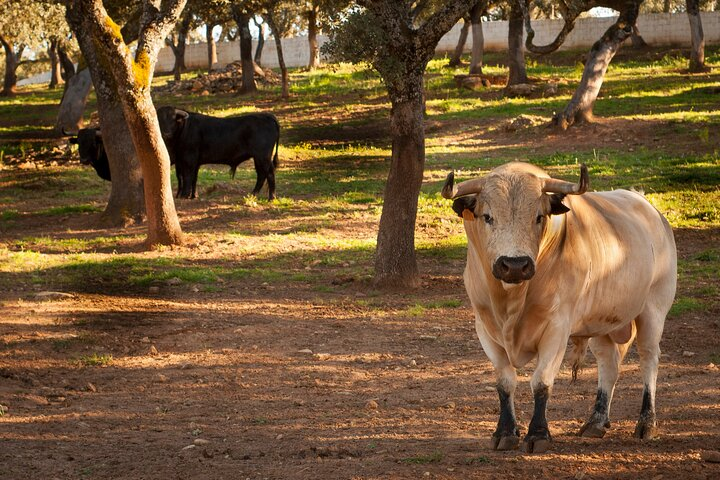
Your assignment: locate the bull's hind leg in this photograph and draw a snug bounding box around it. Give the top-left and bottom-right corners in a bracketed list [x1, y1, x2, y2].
[633, 307, 667, 440]
[251, 159, 268, 197]
[476, 322, 520, 451]
[579, 333, 633, 438]
[266, 163, 276, 200]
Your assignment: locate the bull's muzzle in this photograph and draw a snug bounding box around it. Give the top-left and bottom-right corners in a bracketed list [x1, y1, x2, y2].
[492, 256, 535, 283]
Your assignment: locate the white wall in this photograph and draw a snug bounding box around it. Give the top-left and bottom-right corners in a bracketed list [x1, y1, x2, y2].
[151, 12, 719, 73]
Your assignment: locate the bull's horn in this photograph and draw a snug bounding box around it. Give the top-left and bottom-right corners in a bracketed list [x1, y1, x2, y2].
[175, 109, 189, 119]
[442, 171, 485, 199]
[61, 127, 77, 136]
[541, 163, 589, 195]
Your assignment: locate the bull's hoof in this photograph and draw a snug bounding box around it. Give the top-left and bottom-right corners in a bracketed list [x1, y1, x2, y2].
[489, 434, 520, 451]
[579, 419, 610, 438]
[521, 430, 552, 454]
[633, 419, 658, 440]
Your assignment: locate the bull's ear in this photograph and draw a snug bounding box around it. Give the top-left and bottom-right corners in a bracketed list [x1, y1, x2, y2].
[68, 138, 78, 144]
[452, 196, 477, 218]
[549, 193, 570, 215]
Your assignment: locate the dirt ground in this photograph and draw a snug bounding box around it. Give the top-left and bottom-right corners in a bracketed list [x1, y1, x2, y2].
[2, 118, 720, 480]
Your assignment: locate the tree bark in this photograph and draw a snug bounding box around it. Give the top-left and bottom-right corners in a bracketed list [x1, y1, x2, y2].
[553, 4, 638, 129]
[206, 23, 217, 72]
[448, 15, 470, 68]
[0, 36, 20, 96]
[686, 0, 706, 72]
[254, 18, 265, 66]
[663, 0, 671, 12]
[266, 14, 289, 99]
[469, 2, 484, 74]
[48, 38, 63, 89]
[630, 24, 647, 48]
[65, 8, 146, 227]
[507, 0, 527, 86]
[57, 43, 76, 87]
[232, 8, 257, 93]
[307, 5, 321, 70]
[56, 69, 92, 133]
[375, 75, 426, 288]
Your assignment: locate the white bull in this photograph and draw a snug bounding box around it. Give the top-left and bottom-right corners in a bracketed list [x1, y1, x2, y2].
[442, 161, 677, 453]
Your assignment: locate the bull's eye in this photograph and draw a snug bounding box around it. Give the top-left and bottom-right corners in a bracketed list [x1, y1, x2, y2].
[536, 214, 544, 224]
[483, 214, 494, 225]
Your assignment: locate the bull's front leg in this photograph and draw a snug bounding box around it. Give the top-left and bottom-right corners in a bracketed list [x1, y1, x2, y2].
[523, 326, 569, 454]
[476, 321, 520, 450]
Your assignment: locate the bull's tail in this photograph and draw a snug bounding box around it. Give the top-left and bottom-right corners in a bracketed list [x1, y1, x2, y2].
[272, 116, 280, 169]
[568, 337, 589, 382]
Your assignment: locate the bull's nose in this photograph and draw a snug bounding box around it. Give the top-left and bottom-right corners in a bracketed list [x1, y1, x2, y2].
[492, 256, 535, 283]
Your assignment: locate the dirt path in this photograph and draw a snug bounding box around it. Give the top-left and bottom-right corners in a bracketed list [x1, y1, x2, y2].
[1, 228, 719, 480]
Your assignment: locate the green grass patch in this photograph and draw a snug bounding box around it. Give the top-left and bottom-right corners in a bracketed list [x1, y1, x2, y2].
[77, 353, 113, 367]
[669, 297, 706, 317]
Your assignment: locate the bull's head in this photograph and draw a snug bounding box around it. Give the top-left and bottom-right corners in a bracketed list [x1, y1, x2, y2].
[156, 106, 189, 140]
[68, 129, 103, 165]
[443, 163, 588, 284]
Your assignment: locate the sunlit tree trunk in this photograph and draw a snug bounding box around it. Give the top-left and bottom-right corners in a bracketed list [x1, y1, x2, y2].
[65, 6, 145, 227]
[48, 38, 63, 89]
[206, 23, 217, 72]
[686, 0, 706, 72]
[254, 18, 265, 66]
[507, 0, 527, 86]
[307, 4, 321, 70]
[232, 8, 257, 93]
[266, 14, 289, 99]
[0, 35, 22, 97]
[469, 2, 484, 74]
[57, 43, 76, 89]
[68, 0, 186, 246]
[553, 4, 638, 129]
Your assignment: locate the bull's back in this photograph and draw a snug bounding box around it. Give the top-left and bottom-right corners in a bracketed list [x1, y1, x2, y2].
[558, 190, 676, 335]
[185, 113, 279, 166]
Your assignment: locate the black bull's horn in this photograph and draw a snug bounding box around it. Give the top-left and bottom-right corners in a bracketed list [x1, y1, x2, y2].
[441, 164, 589, 199]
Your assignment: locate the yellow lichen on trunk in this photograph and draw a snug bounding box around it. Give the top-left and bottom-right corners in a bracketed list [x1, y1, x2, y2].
[132, 49, 152, 90]
[105, 15, 124, 43]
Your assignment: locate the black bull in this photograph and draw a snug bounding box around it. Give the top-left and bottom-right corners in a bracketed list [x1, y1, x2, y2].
[65, 108, 280, 200]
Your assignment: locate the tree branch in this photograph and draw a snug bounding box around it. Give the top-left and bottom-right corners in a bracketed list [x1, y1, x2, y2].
[417, 0, 477, 51]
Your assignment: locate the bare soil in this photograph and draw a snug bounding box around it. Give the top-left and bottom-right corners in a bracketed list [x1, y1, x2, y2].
[1, 120, 719, 480]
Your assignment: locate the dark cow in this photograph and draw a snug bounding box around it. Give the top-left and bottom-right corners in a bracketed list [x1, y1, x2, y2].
[156, 106, 280, 200]
[67, 129, 111, 181]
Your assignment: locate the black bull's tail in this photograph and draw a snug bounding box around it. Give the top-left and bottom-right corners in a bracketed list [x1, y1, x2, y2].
[272, 115, 280, 169]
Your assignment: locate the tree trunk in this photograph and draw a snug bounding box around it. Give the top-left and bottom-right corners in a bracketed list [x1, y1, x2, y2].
[630, 24, 647, 48]
[267, 15, 289, 99]
[121, 93, 183, 246]
[57, 43, 76, 88]
[254, 19, 265, 66]
[469, 2, 484, 74]
[97, 102, 146, 227]
[507, 0, 527, 86]
[233, 9, 257, 93]
[206, 23, 217, 72]
[170, 15, 191, 81]
[553, 5, 638, 129]
[48, 38, 63, 89]
[65, 8, 146, 227]
[0, 36, 19, 97]
[307, 5, 321, 70]
[448, 15, 470, 68]
[663, 0, 671, 12]
[374, 73, 426, 289]
[686, 0, 706, 72]
[56, 69, 92, 133]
